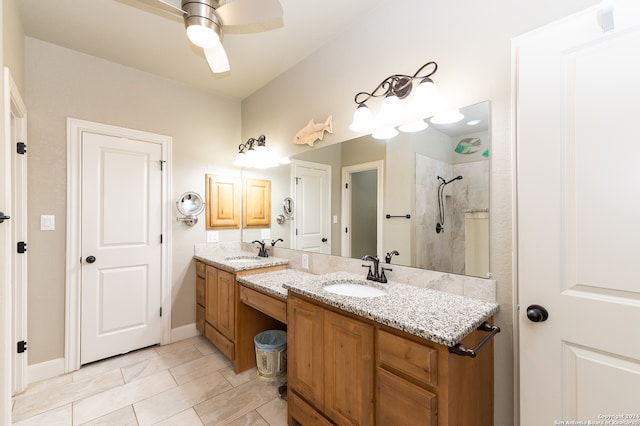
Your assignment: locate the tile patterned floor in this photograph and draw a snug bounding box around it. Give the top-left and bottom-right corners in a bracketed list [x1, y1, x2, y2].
[11, 336, 288, 425]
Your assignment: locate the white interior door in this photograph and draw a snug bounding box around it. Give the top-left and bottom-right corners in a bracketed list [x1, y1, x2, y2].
[291, 160, 331, 253]
[80, 131, 163, 365]
[515, 2, 640, 423]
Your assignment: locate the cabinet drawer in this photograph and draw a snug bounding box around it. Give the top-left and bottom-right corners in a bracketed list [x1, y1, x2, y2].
[196, 261, 205, 278]
[205, 322, 234, 361]
[240, 285, 287, 324]
[376, 368, 437, 426]
[289, 391, 333, 426]
[377, 328, 437, 387]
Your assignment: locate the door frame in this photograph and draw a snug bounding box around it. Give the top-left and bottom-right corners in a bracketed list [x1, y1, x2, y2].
[341, 160, 384, 258]
[5, 68, 28, 394]
[65, 118, 172, 373]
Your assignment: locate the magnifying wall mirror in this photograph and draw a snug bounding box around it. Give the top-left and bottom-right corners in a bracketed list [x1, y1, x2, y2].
[177, 192, 204, 226]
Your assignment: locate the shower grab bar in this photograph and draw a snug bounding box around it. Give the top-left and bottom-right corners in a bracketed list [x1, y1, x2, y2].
[385, 214, 411, 219]
[448, 321, 500, 358]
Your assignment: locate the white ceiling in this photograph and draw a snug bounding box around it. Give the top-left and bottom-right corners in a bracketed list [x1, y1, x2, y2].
[16, 0, 386, 100]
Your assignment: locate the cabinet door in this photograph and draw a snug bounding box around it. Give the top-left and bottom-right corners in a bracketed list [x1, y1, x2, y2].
[204, 265, 218, 326]
[376, 368, 437, 426]
[324, 310, 374, 426]
[243, 178, 271, 228]
[215, 269, 236, 340]
[288, 295, 324, 410]
[205, 174, 240, 229]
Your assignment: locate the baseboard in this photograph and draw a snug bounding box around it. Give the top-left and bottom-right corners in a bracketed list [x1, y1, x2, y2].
[28, 357, 65, 384]
[170, 323, 200, 343]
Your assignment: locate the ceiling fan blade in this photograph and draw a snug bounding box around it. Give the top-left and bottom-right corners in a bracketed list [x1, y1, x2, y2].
[215, 0, 283, 26]
[133, 0, 186, 17]
[204, 44, 230, 73]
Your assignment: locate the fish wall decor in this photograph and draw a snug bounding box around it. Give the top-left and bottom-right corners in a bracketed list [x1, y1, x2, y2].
[294, 115, 333, 146]
[454, 137, 481, 154]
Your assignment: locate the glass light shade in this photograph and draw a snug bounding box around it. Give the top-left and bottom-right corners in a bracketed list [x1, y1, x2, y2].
[349, 104, 374, 132]
[399, 120, 429, 133]
[186, 24, 220, 48]
[430, 109, 464, 124]
[378, 94, 403, 127]
[414, 78, 438, 105]
[233, 152, 247, 167]
[372, 126, 399, 140]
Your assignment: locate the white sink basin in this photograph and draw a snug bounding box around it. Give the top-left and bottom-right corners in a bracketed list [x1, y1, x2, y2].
[323, 282, 387, 298]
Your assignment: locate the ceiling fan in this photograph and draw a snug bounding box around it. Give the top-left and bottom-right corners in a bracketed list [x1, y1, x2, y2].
[135, 0, 284, 73]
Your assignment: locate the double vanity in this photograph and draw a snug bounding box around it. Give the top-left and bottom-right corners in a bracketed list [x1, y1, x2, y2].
[194, 243, 499, 426]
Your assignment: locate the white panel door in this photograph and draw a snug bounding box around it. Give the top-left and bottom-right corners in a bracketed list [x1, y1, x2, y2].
[515, 2, 640, 423]
[81, 131, 162, 365]
[292, 161, 331, 253]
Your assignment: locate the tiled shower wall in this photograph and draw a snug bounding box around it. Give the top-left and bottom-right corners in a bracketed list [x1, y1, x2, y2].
[414, 155, 489, 275]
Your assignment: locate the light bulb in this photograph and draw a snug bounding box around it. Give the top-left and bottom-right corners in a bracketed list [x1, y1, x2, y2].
[431, 109, 464, 124]
[186, 24, 220, 49]
[399, 120, 429, 133]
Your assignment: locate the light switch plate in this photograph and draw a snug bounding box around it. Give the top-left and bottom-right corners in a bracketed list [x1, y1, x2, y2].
[40, 215, 55, 231]
[206, 230, 219, 243]
[301, 254, 309, 270]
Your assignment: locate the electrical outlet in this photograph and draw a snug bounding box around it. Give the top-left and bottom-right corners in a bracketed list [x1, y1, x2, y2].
[261, 229, 271, 239]
[206, 230, 219, 243]
[301, 254, 309, 270]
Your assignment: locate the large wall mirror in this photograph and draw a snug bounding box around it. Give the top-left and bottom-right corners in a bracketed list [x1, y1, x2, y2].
[242, 100, 491, 278]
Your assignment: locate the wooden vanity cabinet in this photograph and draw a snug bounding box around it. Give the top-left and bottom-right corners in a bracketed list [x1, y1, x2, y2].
[195, 261, 205, 333]
[197, 260, 287, 373]
[288, 293, 494, 426]
[288, 294, 374, 426]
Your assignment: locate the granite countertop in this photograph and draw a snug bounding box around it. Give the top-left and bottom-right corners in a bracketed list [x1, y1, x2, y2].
[237, 269, 318, 300]
[237, 270, 499, 347]
[194, 250, 289, 273]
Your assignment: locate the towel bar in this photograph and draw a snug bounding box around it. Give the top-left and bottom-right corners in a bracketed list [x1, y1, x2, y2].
[448, 321, 500, 358]
[385, 214, 411, 219]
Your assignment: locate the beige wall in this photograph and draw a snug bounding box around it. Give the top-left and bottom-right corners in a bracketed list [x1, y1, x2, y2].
[25, 38, 241, 364]
[240, 1, 600, 424]
[3, 0, 24, 93]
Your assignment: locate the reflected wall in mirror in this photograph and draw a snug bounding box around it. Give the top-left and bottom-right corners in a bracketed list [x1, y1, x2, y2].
[242, 101, 490, 278]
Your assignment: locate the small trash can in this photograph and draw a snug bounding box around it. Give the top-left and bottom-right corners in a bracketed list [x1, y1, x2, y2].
[254, 330, 287, 380]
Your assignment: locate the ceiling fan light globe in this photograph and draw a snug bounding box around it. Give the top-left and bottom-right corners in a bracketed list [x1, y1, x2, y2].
[186, 24, 220, 48]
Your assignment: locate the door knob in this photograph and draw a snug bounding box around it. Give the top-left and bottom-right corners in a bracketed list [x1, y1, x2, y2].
[526, 304, 549, 322]
[321, 238, 328, 243]
[85, 256, 96, 264]
[0, 212, 10, 224]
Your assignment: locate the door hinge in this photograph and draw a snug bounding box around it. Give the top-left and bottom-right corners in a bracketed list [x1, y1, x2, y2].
[160, 307, 163, 317]
[17, 241, 27, 253]
[345, 227, 348, 233]
[294, 177, 300, 185]
[345, 183, 348, 189]
[159, 160, 166, 171]
[295, 229, 298, 236]
[17, 340, 27, 354]
[17, 142, 27, 155]
[160, 234, 163, 244]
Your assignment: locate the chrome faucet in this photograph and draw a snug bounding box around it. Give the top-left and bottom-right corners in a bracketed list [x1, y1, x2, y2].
[362, 254, 392, 283]
[252, 240, 268, 257]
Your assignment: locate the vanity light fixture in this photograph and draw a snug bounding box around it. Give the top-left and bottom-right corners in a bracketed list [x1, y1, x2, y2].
[233, 135, 289, 169]
[349, 61, 440, 139]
